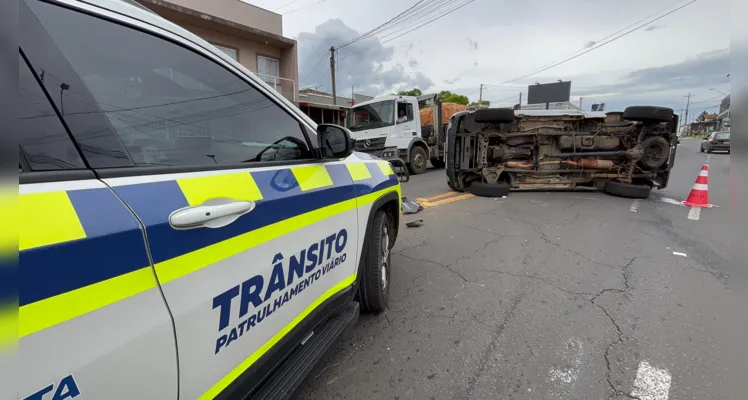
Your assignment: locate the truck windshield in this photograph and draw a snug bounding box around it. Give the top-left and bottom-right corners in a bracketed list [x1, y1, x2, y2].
[347, 100, 394, 131]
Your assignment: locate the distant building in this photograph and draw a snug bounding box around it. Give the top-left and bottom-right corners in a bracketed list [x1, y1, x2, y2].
[717, 94, 730, 131]
[297, 89, 374, 125]
[140, 0, 299, 101]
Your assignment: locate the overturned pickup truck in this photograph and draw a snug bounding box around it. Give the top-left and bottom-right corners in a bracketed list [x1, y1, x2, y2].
[445, 106, 678, 199]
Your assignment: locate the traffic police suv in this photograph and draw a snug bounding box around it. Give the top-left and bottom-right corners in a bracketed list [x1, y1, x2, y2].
[18, 0, 401, 398]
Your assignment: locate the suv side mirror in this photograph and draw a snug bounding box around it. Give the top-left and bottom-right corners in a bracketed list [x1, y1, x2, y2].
[317, 124, 353, 159]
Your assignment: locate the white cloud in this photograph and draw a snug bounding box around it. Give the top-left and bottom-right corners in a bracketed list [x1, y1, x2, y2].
[244, 0, 729, 108]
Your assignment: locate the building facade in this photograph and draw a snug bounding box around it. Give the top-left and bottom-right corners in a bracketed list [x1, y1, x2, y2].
[140, 0, 298, 101]
[717, 94, 730, 131]
[297, 89, 374, 125]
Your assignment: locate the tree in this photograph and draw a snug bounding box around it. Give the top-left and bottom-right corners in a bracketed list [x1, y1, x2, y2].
[438, 90, 469, 105]
[696, 110, 709, 122]
[468, 100, 491, 107]
[397, 88, 422, 97]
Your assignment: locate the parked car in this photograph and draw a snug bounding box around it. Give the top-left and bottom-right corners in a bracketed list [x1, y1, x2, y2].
[446, 106, 679, 199]
[17, 0, 402, 399]
[701, 131, 731, 153]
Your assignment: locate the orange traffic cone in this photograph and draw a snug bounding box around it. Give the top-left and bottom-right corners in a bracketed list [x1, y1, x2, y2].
[682, 164, 713, 208]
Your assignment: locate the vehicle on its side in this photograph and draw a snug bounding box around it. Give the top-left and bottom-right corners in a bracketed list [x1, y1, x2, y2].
[18, 1, 402, 399]
[347, 94, 464, 175]
[446, 106, 679, 199]
[701, 131, 731, 153]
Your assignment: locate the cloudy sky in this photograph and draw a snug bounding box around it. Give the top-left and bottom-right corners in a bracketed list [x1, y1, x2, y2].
[244, 0, 730, 117]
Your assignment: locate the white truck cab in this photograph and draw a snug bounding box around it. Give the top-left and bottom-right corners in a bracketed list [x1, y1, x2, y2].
[347, 94, 445, 175]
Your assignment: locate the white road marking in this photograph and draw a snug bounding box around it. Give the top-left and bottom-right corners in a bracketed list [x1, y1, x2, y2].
[673, 252, 687, 257]
[631, 360, 672, 400]
[657, 197, 685, 207]
[630, 200, 640, 213]
[706, 154, 711, 163]
[687, 206, 701, 220]
[547, 338, 584, 397]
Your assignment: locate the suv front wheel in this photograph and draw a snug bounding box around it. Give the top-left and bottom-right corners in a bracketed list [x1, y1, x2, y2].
[359, 210, 392, 312]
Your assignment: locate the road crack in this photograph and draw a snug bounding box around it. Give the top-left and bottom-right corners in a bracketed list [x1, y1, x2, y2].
[589, 256, 641, 400]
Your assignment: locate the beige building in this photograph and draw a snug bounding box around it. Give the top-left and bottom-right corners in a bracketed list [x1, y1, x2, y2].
[140, 0, 299, 102]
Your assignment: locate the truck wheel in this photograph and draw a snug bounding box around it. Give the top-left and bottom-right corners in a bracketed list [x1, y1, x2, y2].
[473, 108, 515, 123]
[622, 106, 674, 123]
[638, 136, 670, 170]
[603, 180, 651, 199]
[359, 210, 391, 313]
[408, 146, 428, 175]
[430, 159, 445, 168]
[469, 181, 510, 197]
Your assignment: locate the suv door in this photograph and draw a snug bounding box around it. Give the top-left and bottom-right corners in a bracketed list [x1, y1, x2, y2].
[25, 2, 361, 398]
[17, 13, 177, 398]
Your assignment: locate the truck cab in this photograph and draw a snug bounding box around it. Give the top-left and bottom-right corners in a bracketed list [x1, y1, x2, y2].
[347, 94, 448, 175]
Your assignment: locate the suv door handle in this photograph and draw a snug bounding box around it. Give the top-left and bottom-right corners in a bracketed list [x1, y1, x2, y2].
[169, 200, 256, 230]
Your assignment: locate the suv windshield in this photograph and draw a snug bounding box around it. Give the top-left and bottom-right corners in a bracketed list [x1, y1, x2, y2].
[347, 100, 394, 131]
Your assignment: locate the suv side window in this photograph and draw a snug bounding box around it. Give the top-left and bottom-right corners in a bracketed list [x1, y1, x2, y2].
[18, 51, 85, 171]
[27, 0, 313, 167]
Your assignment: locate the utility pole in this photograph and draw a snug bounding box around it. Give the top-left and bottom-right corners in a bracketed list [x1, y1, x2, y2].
[518, 92, 522, 110]
[579, 97, 584, 110]
[683, 93, 694, 136]
[330, 46, 337, 105]
[478, 84, 483, 103]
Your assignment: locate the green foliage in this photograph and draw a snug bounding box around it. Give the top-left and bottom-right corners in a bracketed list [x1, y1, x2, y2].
[438, 90, 469, 106]
[468, 100, 491, 106]
[397, 88, 423, 97]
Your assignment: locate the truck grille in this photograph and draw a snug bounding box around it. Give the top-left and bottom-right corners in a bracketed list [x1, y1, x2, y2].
[354, 137, 387, 151]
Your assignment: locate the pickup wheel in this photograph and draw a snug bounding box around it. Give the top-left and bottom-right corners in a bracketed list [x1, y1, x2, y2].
[474, 108, 515, 123]
[638, 136, 670, 170]
[622, 106, 674, 123]
[408, 146, 428, 175]
[469, 181, 510, 197]
[359, 210, 392, 313]
[603, 180, 651, 199]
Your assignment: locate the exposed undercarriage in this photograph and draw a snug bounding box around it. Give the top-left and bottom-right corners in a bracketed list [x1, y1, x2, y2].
[446, 107, 679, 196]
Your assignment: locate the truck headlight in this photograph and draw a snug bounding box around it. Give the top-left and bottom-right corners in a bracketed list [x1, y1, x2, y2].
[382, 150, 396, 159]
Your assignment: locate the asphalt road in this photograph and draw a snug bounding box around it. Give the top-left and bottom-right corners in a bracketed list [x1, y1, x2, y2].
[299, 138, 733, 400]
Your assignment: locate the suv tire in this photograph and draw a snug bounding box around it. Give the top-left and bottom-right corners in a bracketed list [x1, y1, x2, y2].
[603, 180, 651, 199]
[622, 106, 674, 123]
[408, 146, 428, 175]
[359, 210, 392, 313]
[469, 181, 510, 197]
[474, 108, 515, 124]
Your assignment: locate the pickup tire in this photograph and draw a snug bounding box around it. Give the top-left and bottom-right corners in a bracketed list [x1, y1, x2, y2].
[638, 136, 670, 170]
[408, 146, 428, 175]
[474, 108, 515, 124]
[603, 180, 651, 199]
[359, 210, 392, 313]
[469, 181, 510, 197]
[622, 106, 674, 123]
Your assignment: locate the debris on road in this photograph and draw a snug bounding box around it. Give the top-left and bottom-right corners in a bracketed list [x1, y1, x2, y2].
[405, 219, 424, 228]
[673, 252, 687, 257]
[402, 197, 423, 214]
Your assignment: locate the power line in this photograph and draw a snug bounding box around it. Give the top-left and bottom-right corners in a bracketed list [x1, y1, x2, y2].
[300, 50, 330, 87]
[522, 0, 690, 77]
[494, 0, 696, 86]
[336, 0, 427, 49]
[339, 0, 478, 62]
[273, 0, 303, 11]
[283, 0, 332, 15]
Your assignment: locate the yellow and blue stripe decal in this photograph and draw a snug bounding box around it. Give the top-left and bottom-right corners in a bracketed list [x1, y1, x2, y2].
[111, 163, 397, 268]
[19, 188, 153, 337]
[18, 162, 399, 337]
